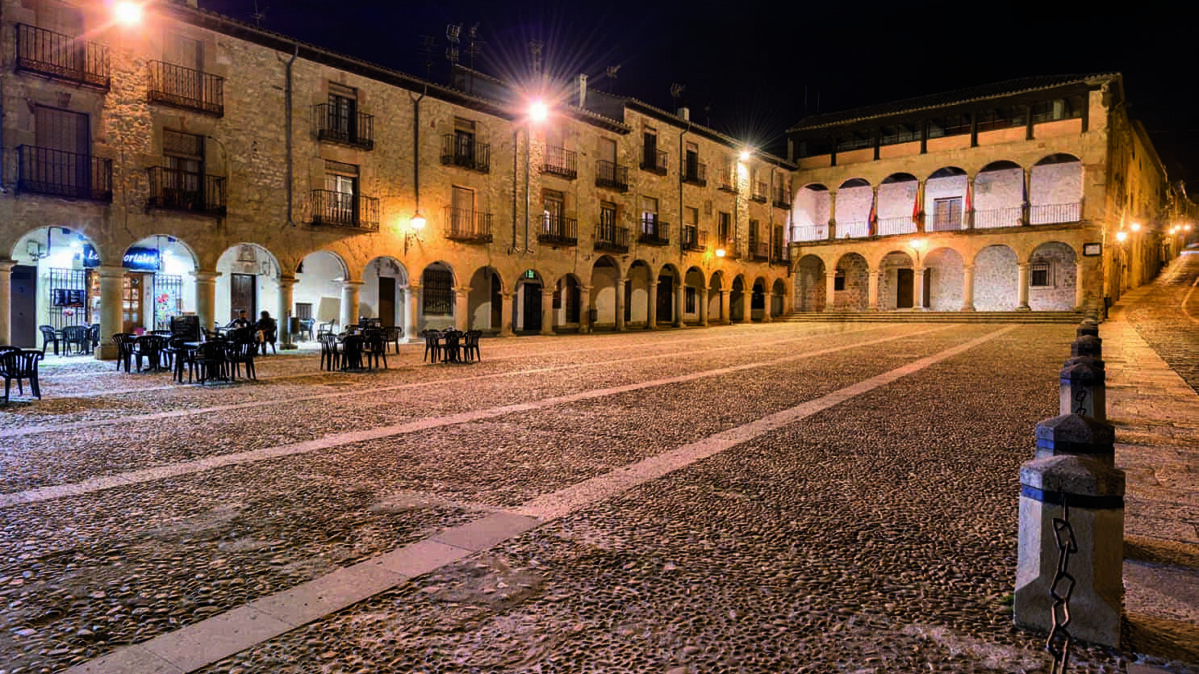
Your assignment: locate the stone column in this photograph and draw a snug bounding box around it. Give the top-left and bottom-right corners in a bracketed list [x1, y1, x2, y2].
[966, 173, 976, 230]
[97, 265, 125, 360]
[825, 270, 837, 311]
[867, 268, 880, 311]
[647, 279, 658, 330]
[540, 288, 555, 335]
[762, 289, 773, 323]
[455, 287, 470, 331]
[340, 280, 363, 328]
[0, 259, 14, 346]
[615, 278, 626, 332]
[1017, 262, 1031, 311]
[720, 289, 730, 324]
[499, 291, 514, 337]
[699, 286, 709, 326]
[1074, 259, 1086, 311]
[192, 270, 219, 336]
[404, 284, 421, 340]
[673, 281, 684, 327]
[278, 275, 297, 349]
[913, 266, 925, 310]
[961, 264, 976, 312]
[579, 285, 592, 333]
[869, 186, 879, 236]
[827, 189, 837, 240]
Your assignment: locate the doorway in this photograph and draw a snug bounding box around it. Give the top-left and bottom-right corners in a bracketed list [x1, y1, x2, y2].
[521, 283, 542, 332]
[378, 276, 396, 328]
[896, 269, 914, 308]
[230, 272, 256, 320]
[656, 276, 673, 323]
[10, 265, 37, 348]
[122, 273, 145, 333]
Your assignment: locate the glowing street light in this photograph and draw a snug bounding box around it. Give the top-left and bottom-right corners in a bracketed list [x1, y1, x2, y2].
[528, 99, 549, 123]
[114, 1, 143, 25]
[715, 248, 727, 258]
[1130, 222, 1142, 232]
[1115, 230, 1128, 243]
[410, 212, 426, 232]
[739, 149, 751, 162]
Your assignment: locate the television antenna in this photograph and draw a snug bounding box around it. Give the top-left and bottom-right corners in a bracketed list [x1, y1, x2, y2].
[445, 23, 461, 66]
[528, 39, 544, 80]
[417, 35, 436, 80]
[670, 82, 685, 110]
[251, 0, 267, 27]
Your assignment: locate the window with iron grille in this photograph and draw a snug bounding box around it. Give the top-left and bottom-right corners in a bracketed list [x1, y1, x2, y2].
[422, 268, 453, 315]
[164, 129, 204, 196]
[48, 267, 88, 328]
[295, 302, 313, 320]
[152, 274, 183, 331]
[1031, 262, 1052, 287]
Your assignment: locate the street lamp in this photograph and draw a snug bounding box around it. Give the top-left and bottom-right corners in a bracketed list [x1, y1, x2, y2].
[910, 237, 926, 264]
[1115, 230, 1128, 243]
[114, 1, 143, 25]
[513, 98, 549, 252]
[403, 213, 425, 254]
[1130, 222, 1142, 232]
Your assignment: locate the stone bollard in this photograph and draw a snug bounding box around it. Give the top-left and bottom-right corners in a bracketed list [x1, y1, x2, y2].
[1077, 321, 1100, 339]
[1015, 414, 1125, 648]
[1060, 359, 1106, 421]
[1071, 334, 1102, 360]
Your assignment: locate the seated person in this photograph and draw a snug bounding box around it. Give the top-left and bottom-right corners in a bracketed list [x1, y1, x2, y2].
[255, 310, 277, 351]
[226, 309, 251, 330]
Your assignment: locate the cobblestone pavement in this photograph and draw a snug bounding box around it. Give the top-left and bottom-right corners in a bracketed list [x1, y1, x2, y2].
[0, 321, 1180, 673]
[1122, 249, 1199, 393]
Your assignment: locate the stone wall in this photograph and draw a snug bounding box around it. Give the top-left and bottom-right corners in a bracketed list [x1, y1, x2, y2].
[925, 247, 964, 311]
[878, 251, 913, 310]
[974, 245, 1018, 311]
[1028, 242, 1077, 310]
[834, 253, 869, 310]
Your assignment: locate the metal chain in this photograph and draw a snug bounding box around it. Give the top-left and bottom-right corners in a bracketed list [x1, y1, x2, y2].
[1046, 495, 1077, 674]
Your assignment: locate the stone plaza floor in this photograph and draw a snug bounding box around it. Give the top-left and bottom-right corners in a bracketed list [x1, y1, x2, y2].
[1, 274, 1197, 672]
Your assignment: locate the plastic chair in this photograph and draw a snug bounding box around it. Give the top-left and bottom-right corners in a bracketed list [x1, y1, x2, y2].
[39, 325, 60, 356]
[299, 318, 316, 342]
[320, 334, 342, 371]
[422, 330, 442, 363]
[362, 329, 388, 370]
[226, 341, 257, 380]
[111, 333, 136, 372]
[60, 325, 90, 356]
[134, 334, 169, 372]
[87, 324, 101, 351]
[2, 349, 44, 402]
[441, 330, 462, 363]
[463, 330, 482, 363]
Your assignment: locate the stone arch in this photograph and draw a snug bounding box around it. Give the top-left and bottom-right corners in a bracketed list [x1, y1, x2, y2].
[6, 227, 103, 347]
[707, 269, 726, 324]
[730, 275, 747, 322]
[1030, 154, 1083, 224]
[794, 184, 830, 242]
[833, 252, 869, 311]
[684, 266, 707, 325]
[878, 173, 918, 236]
[295, 249, 350, 330]
[793, 254, 826, 312]
[419, 261, 459, 331]
[467, 265, 504, 332]
[750, 276, 768, 321]
[771, 278, 787, 318]
[624, 260, 654, 328]
[216, 243, 282, 328]
[836, 178, 873, 239]
[361, 256, 410, 329]
[1028, 241, 1078, 311]
[974, 161, 1024, 229]
[514, 268, 547, 333]
[926, 167, 968, 232]
[590, 256, 622, 331]
[973, 245, 1019, 311]
[554, 273, 584, 330]
[878, 250, 915, 310]
[923, 247, 964, 311]
[124, 235, 200, 332]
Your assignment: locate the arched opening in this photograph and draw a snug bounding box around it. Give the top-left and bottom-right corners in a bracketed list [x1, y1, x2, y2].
[468, 266, 503, 333]
[974, 245, 1019, 311]
[793, 184, 830, 242]
[926, 167, 967, 232]
[793, 255, 826, 312]
[514, 268, 545, 333]
[362, 257, 409, 330]
[216, 243, 281, 331]
[836, 178, 872, 239]
[684, 267, 706, 325]
[771, 278, 787, 317]
[833, 253, 869, 311]
[295, 250, 349, 333]
[730, 276, 746, 322]
[590, 256, 621, 331]
[879, 251, 916, 310]
[1029, 242, 1078, 311]
[878, 173, 917, 236]
[923, 247, 964, 310]
[708, 271, 725, 324]
[973, 161, 1024, 229]
[1030, 154, 1083, 224]
[9, 227, 100, 350]
[751, 277, 767, 320]
[656, 264, 681, 326]
[420, 262, 458, 331]
[624, 261, 652, 328]
[555, 274, 582, 331]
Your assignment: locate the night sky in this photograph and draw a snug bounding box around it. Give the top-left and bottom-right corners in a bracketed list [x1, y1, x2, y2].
[198, 0, 1199, 191]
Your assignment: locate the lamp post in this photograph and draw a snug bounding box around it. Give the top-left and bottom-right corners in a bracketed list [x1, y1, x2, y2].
[512, 98, 549, 253]
[404, 213, 426, 254]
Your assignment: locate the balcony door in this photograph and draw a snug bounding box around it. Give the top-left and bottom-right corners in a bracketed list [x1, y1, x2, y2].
[326, 173, 357, 224]
[164, 129, 203, 209]
[35, 106, 89, 196]
[452, 186, 474, 234]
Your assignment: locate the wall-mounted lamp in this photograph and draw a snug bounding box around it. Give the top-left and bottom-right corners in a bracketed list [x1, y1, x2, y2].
[404, 212, 426, 254]
[114, 1, 143, 25]
[1115, 230, 1128, 243]
[739, 149, 751, 162]
[715, 248, 727, 258]
[1130, 222, 1142, 233]
[910, 237, 926, 265]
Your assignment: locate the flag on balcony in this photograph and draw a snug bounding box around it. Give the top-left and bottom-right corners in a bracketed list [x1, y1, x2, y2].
[868, 194, 877, 236]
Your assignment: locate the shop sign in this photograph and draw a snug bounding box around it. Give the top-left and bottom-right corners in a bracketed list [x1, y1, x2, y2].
[81, 245, 160, 271]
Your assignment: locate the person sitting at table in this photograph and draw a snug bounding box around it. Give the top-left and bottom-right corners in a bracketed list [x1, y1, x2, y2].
[226, 309, 251, 330]
[255, 310, 277, 354]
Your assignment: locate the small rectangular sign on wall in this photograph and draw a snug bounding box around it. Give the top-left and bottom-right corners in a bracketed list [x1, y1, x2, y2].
[1083, 243, 1102, 257]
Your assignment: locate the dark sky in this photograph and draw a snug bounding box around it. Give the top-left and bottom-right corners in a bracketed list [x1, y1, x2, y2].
[199, 0, 1199, 190]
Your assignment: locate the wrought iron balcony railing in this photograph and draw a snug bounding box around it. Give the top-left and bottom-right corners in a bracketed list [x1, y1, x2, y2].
[541, 146, 577, 180]
[792, 225, 827, 242]
[751, 181, 768, 203]
[310, 189, 379, 230]
[17, 146, 112, 202]
[681, 226, 707, 252]
[638, 218, 670, 246]
[594, 223, 629, 253]
[15, 23, 109, 90]
[441, 135, 490, 173]
[681, 161, 707, 186]
[717, 167, 738, 193]
[148, 61, 224, 116]
[314, 104, 373, 150]
[641, 148, 668, 175]
[973, 206, 1022, 229]
[771, 245, 792, 266]
[772, 186, 792, 209]
[876, 216, 916, 236]
[749, 240, 770, 260]
[146, 167, 226, 215]
[443, 206, 493, 243]
[929, 211, 964, 232]
[539, 214, 578, 246]
[838, 220, 870, 239]
[595, 160, 629, 192]
[1030, 202, 1082, 225]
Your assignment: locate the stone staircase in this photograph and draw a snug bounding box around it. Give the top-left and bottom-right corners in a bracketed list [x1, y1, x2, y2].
[779, 310, 1083, 324]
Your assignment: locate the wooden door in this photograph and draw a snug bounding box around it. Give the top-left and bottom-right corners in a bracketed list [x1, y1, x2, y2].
[230, 273, 256, 320]
[10, 265, 37, 348]
[122, 274, 144, 333]
[922, 268, 932, 309]
[490, 275, 501, 329]
[896, 269, 914, 309]
[521, 283, 541, 332]
[378, 276, 396, 328]
[656, 277, 672, 323]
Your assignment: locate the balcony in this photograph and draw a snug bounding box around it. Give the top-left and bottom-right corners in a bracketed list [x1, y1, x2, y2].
[751, 181, 768, 203]
[314, 104, 373, 150]
[15, 23, 109, 90]
[638, 218, 670, 246]
[539, 214, 578, 246]
[717, 239, 740, 259]
[838, 220, 869, 239]
[681, 226, 707, 252]
[792, 225, 827, 242]
[772, 186, 792, 209]
[717, 167, 738, 193]
[929, 211, 964, 232]
[310, 190, 379, 230]
[17, 146, 112, 202]
[443, 206, 493, 243]
[681, 161, 707, 187]
[148, 61, 224, 116]
[877, 216, 916, 236]
[641, 148, 668, 175]
[771, 246, 792, 266]
[973, 206, 1022, 229]
[595, 223, 629, 253]
[1030, 202, 1082, 225]
[748, 240, 770, 261]
[596, 160, 629, 192]
[146, 167, 226, 215]
[441, 135, 490, 173]
[541, 146, 577, 180]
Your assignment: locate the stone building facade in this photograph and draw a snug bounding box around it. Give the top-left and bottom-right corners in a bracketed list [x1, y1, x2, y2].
[0, 0, 794, 356]
[784, 73, 1180, 316]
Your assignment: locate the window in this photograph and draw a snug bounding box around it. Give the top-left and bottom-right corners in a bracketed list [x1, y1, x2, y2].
[932, 197, 962, 229]
[163, 129, 204, 204]
[1031, 262, 1052, 287]
[165, 33, 203, 70]
[422, 268, 453, 315]
[718, 211, 731, 242]
[544, 189, 564, 230]
[685, 141, 700, 180]
[640, 196, 658, 232]
[295, 302, 313, 320]
[327, 82, 358, 140]
[453, 117, 476, 161]
[324, 160, 358, 222]
[600, 201, 617, 227]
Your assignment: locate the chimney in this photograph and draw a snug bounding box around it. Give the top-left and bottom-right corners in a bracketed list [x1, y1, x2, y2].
[678, 106, 690, 121]
[577, 74, 587, 109]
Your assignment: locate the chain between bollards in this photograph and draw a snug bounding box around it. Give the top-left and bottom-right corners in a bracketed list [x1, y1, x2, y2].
[1047, 494, 1077, 674]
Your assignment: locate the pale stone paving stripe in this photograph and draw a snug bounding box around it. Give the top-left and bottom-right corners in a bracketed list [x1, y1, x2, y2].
[0, 325, 953, 506]
[64, 325, 1016, 674]
[3, 324, 889, 438]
